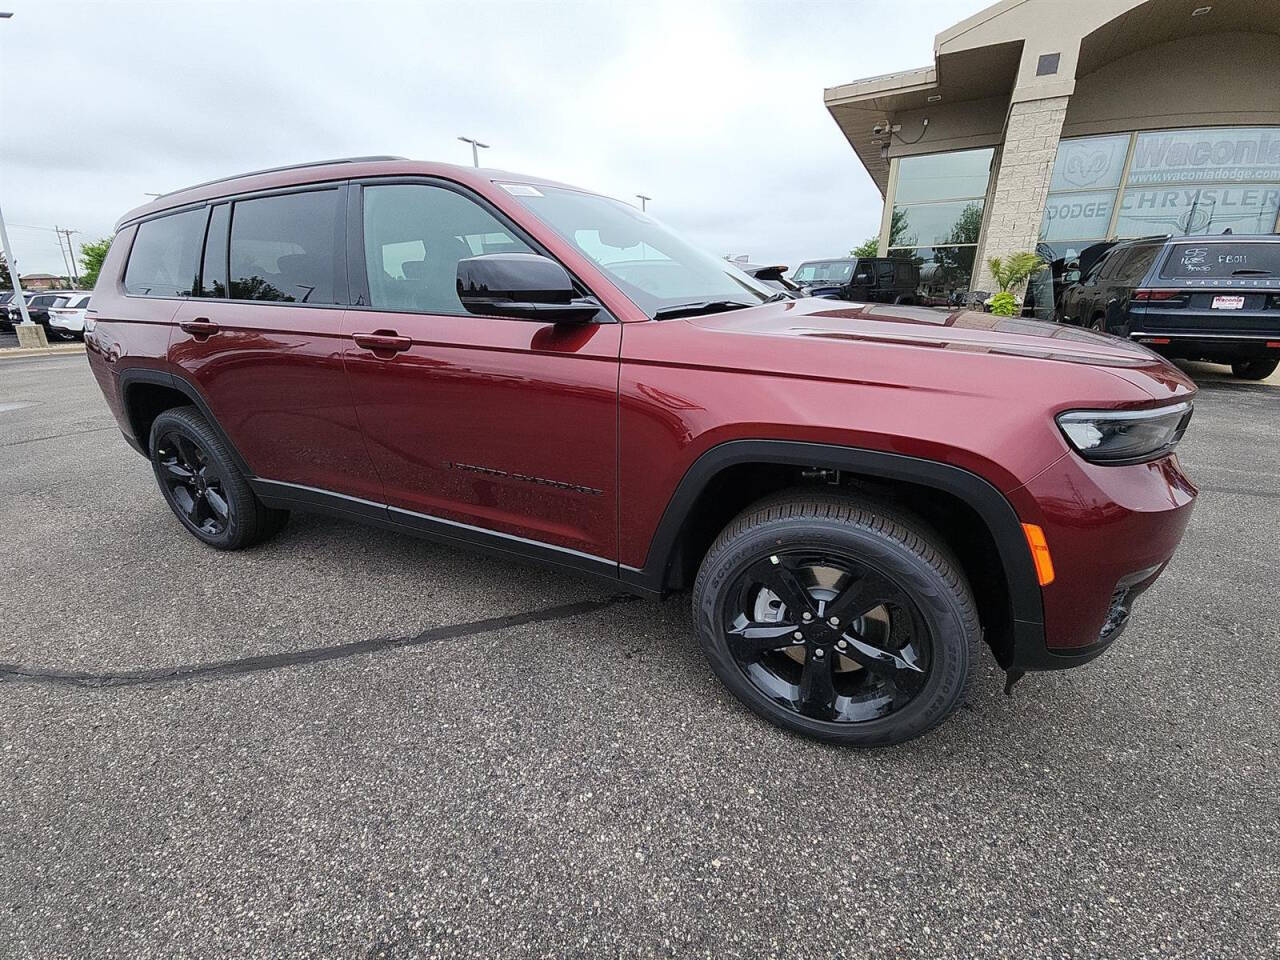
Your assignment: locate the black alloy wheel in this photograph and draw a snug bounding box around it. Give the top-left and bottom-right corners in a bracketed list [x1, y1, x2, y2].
[155, 429, 232, 538]
[722, 550, 931, 724]
[148, 405, 289, 550]
[693, 491, 978, 746]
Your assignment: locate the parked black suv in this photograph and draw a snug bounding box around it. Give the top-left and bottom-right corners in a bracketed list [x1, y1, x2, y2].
[791, 257, 920, 304]
[1058, 234, 1280, 380]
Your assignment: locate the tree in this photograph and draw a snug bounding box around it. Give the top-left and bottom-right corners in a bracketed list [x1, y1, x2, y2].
[0, 253, 11, 289]
[850, 208, 915, 258]
[79, 237, 113, 290]
[986, 252, 1044, 316]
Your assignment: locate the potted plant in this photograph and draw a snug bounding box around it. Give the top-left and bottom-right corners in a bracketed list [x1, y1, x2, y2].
[985, 252, 1044, 316]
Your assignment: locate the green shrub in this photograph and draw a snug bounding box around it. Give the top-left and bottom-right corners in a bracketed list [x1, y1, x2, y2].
[989, 291, 1019, 316]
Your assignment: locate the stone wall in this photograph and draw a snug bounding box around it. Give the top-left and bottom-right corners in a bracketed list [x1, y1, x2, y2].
[972, 95, 1070, 296]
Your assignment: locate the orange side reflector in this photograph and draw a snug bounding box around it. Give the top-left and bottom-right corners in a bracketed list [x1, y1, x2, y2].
[1022, 523, 1055, 586]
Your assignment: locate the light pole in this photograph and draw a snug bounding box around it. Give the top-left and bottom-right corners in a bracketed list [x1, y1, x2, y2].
[0, 11, 46, 347]
[458, 136, 490, 168]
[635, 194, 651, 212]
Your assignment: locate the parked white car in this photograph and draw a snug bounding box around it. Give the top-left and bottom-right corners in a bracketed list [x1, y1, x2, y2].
[47, 292, 93, 340]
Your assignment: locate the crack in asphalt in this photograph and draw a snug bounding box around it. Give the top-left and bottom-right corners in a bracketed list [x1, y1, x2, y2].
[0, 425, 117, 447]
[0, 595, 638, 690]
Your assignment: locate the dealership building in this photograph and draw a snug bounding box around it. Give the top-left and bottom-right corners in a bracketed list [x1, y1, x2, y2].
[825, 0, 1280, 302]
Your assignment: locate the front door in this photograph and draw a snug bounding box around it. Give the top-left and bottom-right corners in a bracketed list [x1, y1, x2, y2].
[169, 188, 382, 503]
[341, 179, 620, 566]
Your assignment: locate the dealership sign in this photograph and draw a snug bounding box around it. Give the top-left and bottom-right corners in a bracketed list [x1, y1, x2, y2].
[1128, 127, 1280, 185]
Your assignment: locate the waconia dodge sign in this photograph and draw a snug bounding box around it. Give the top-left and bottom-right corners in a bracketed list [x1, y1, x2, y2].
[1128, 128, 1280, 185]
[1039, 125, 1280, 255]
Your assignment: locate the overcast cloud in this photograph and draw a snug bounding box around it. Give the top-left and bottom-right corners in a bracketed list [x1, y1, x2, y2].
[1, 0, 990, 277]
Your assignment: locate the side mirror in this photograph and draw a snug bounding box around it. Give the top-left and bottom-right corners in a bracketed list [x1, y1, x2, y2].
[456, 253, 600, 322]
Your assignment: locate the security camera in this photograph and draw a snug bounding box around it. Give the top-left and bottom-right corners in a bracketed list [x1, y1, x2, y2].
[873, 122, 888, 136]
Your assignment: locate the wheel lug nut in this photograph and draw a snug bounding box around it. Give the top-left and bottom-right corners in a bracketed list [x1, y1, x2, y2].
[793, 632, 803, 641]
[828, 617, 840, 626]
[801, 612, 812, 622]
[837, 639, 847, 649]
[814, 649, 824, 658]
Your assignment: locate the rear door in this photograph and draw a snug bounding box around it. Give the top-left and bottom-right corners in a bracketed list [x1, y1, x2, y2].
[169, 186, 383, 504]
[341, 178, 621, 566]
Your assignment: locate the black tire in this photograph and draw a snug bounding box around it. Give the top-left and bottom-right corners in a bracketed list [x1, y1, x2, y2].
[1231, 359, 1277, 381]
[692, 490, 979, 747]
[148, 406, 289, 550]
[1088, 314, 1106, 332]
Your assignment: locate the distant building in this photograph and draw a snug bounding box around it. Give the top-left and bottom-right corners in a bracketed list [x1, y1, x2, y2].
[18, 274, 68, 291]
[825, 0, 1280, 302]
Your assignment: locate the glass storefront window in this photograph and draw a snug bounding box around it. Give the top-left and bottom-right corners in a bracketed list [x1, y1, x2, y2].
[1040, 190, 1116, 242]
[1114, 183, 1280, 237]
[886, 246, 977, 306]
[892, 199, 985, 248]
[1048, 134, 1130, 193]
[1040, 127, 1280, 264]
[895, 148, 995, 204]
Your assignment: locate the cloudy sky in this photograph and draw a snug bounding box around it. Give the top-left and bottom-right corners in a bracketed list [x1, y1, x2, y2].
[2, 0, 989, 277]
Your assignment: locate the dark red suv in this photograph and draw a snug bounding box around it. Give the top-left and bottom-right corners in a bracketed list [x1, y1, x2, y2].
[85, 157, 1198, 745]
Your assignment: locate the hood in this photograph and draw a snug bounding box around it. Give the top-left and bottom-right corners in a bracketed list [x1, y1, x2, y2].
[683, 298, 1196, 402]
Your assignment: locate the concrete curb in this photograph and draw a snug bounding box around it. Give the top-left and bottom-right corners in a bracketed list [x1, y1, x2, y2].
[0, 344, 87, 360]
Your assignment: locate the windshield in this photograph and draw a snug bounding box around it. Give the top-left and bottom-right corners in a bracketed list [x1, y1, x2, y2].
[792, 260, 854, 284]
[508, 184, 772, 317]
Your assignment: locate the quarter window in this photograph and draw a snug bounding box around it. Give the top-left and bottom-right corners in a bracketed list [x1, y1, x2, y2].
[229, 190, 341, 303]
[361, 183, 533, 313]
[124, 209, 206, 297]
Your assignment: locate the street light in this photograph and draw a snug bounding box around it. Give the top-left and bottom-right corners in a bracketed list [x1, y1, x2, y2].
[0, 10, 45, 346]
[635, 194, 651, 212]
[458, 136, 490, 168]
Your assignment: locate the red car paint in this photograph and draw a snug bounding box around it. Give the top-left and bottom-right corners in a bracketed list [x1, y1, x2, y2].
[85, 158, 1197, 673]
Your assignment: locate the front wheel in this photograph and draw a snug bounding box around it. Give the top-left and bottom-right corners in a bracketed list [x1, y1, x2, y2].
[692, 491, 979, 746]
[149, 406, 289, 550]
[1231, 359, 1278, 381]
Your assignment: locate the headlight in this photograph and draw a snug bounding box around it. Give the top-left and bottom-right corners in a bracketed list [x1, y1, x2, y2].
[1056, 401, 1193, 464]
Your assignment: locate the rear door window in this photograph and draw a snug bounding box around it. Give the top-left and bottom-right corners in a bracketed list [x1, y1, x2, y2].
[1160, 243, 1280, 280]
[124, 209, 206, 297]
[229, 190, 342, 303]
[1116, 244, 1160, 283]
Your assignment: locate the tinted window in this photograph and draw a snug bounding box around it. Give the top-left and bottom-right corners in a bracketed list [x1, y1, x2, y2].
[124, 209, 205, 297]
[1160, 242, 1280, 279]
[793, 261, 853, 284]
[1116, 244, 1160, 283]
[230, 190, 340, 303]
[361, 183, 533, 313]
[200, 203, 229, 298]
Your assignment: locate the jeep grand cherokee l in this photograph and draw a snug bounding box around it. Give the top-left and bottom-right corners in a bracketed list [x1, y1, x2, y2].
[84, 157, 1197, 746]
[1058, 234, 1280, 381]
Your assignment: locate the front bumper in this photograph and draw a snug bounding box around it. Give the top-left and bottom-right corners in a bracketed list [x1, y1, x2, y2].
[1007, 450, 1196, 671]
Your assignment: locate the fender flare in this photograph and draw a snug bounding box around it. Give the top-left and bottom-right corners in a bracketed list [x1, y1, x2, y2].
[625, 439, 1045, 653]
[116, 367, 256, 477]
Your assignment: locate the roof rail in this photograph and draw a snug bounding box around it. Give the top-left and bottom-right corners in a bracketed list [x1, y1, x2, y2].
[155, 155, 408, 199]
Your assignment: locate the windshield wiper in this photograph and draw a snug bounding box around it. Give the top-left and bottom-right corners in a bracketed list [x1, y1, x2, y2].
[652, 300, 756, 321]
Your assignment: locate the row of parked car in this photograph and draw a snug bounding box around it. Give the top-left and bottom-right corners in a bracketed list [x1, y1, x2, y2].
[747, 233, 1280, 382]
[1, 289, 93, 340]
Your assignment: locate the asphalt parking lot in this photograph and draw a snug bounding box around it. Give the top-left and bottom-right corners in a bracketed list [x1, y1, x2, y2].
[2, 352, 1278, 959]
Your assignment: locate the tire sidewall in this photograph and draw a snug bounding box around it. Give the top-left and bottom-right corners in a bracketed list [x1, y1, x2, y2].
[149, 410, 250, 549]
[694, 516, 972, 746]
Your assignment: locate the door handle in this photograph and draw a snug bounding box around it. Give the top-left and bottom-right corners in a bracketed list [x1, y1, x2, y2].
[353, 331, 412, 354]
[180, 318, 219, 337]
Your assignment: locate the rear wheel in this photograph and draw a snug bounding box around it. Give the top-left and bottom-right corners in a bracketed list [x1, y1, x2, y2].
[1231, 359, 1278, 381]
[692, 491, 979, 746]
[148, 406, 289, 550]
[1088, 314, 1106, 332]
